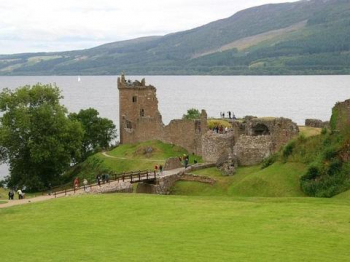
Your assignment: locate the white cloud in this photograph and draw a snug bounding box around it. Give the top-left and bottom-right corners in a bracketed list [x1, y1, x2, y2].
[0, 0, 299, 54]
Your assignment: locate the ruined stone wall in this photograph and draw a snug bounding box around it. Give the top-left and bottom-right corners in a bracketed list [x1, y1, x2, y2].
[233, 135, 273, 166]
[118, 76, 207, 155]
[164, 120, 202, 155]
[305, 119, 329, 128]
[201, 131, 235, 163]
[330, 99, 350, 132]
[246, 117, 299, 152]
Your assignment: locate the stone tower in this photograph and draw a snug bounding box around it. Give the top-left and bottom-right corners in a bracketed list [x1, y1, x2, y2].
[118, 74, 164, 144]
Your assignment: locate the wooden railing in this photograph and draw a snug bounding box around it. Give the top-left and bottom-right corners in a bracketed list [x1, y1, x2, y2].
[46, 169, 156, 198]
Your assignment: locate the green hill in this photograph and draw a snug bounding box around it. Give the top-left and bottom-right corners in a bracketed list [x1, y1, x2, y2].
[1, 0, 350, 75]
[1, 194, 350, 261]
[65, 140, 201, 183]
[171, 162, 306, 197]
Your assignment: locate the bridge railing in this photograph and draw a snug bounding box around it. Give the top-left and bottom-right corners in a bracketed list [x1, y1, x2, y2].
[47, 169, 156, 198]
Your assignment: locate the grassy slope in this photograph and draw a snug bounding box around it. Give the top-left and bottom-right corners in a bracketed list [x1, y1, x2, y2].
[171, 162, 306, 197]
[0, 194, 349, 261]
[67, 140, 201, 182]
[334, 189, 350, 199]
[299, 126, 322, 138]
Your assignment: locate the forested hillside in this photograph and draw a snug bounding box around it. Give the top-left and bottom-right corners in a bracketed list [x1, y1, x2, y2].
[1, 0, 349, 75]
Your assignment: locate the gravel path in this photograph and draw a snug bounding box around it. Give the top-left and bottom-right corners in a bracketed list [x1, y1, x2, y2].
[0, 167, 185, 209]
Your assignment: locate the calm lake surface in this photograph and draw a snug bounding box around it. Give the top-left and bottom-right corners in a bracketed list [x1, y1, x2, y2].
[1, 75, 350, 178]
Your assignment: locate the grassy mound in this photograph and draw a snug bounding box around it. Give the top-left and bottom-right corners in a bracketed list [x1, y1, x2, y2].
[65, 140, 201, 183]
[333, 189, 350, 199]
[0, 194, 349, 261]
[171, 162, 306, 197]
[299, 126, 322, 138]
[282, 130, 350, 197]
[207, 119, 232, 129]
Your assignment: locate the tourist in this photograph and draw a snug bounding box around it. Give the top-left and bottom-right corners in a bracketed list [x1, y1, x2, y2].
[185, 158, 189, 169]
[232, 112, 236, 120]
[96, 175, 101, 186]
[74, 177, 79, 189]
[17, 189, 23, 199]
[154, 165, 159, 176]
[228, 111, 231, 119]
[102, 174, 106, 184]
[159, 165, 163, 176]
[225, 126, 228, 133]
[8, 190, 14, 200]
[219, 125, 224, 134]
[83, 179, 88, 191]
[223, 112, 225, 119]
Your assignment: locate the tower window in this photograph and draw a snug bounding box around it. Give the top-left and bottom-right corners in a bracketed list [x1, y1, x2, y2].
[132, 96, 137, 103]
[140, 109, 145, 117]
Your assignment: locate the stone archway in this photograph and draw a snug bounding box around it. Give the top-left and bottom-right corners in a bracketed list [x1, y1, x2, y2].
[252, 123, 270, 136]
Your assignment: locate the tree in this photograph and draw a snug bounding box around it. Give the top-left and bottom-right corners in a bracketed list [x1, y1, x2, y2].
[0, 84, 83, 190]
[69, 108, 117, 161]
[182, 108, 201, 120]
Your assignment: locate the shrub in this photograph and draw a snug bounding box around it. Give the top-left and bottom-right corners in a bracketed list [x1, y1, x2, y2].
[282, 140, 296, 160]
[260, 154, 278, 169]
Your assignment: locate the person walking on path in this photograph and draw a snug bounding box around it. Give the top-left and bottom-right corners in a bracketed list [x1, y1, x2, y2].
[159, 165, 163, 176]
[96, 175, 101, 187]
[185, 157, 189, 169]
[17, 189, 23, 199]
[8, 190, 14, 200]
[83, 179, 88, 192]
[74, 177, 79, 190]
[154, 165, 159, 177]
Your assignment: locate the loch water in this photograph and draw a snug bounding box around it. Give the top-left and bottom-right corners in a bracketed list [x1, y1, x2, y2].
[1, 75, 350, 178]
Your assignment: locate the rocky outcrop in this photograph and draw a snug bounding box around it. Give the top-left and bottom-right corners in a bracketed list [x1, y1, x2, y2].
[217, 155, 238, 176]
[164, 157, 182, 171]
[305, 119, 329, 128]
[180, 173, 216, 184]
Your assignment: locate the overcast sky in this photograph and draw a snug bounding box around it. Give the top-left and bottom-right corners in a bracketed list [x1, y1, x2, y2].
[0, 0, 299, 54]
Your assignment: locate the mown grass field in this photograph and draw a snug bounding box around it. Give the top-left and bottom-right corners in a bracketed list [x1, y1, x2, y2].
[0, 194, 349, 261]
[171, 162, 306, 197]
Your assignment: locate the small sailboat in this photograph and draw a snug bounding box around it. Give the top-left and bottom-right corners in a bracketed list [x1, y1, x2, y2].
[78, 76, 81, 82]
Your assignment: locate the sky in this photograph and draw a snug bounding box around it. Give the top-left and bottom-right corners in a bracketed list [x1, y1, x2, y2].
[0, 0, 299, 54]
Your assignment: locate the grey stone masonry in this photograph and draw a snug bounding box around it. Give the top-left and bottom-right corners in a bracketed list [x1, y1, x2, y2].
[233, 135, 273, 166]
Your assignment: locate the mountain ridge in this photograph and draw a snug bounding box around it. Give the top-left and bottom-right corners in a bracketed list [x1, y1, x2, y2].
[1, 0, 350, 75]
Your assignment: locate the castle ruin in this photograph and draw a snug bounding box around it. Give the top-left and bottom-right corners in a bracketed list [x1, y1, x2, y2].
[118, 75, 299, 166]
[118, 75, 208, 155]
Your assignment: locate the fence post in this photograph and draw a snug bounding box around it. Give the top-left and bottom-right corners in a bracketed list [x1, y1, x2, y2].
[138, 170, 141, 182]
[131, 174, 133, 183]
[55, 192, 56, 198]
[147, 171, 149, 180]
[154, 171, 156, 179]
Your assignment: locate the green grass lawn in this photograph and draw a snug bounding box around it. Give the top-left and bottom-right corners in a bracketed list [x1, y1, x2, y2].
[0, 194, 349, 261]
[171, 162, 306, 197]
